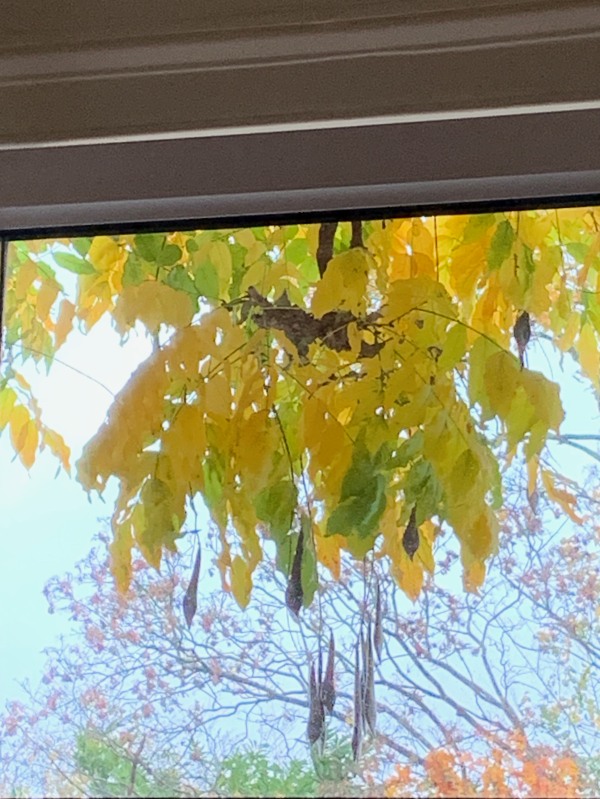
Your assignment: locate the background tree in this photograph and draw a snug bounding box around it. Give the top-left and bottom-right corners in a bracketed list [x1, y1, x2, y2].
[2, 467, 598, 797]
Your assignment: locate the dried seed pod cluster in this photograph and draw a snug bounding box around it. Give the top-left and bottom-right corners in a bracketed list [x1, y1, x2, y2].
[402, 506, 420, 560]
[306, 632, 337, 748]
[307, 661, 325, 745]
[320, 632, 336, 714]
[351, 573, 385, 761]
[514, 310, 531, 369]
[182, 543, 202, 629]
[374, 579, 384, 663]
[352, 636, 363, 762]
[285, 527, 304, 617]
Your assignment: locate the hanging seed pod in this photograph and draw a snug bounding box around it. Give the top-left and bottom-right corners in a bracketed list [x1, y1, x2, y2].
[182, 542, 202, 629]
[402, 506, 420, 560]
[364, 622, 377, 736]
[307, 660, 325, 745]
[351, 638, 363, 762]
[514, 310, 531, 369]
[374, 578, 383, 663]
[318, 644, 324, 689]
[360, 629, 368, 727]
[285, 527, 304, 617]
[320, 631, 336, 714]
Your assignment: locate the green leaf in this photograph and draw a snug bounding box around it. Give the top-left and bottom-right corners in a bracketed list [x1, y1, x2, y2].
[328, 440, 387, 538]
[488, 219, 515, 270]
[255, 480, 297, 539]
[285, 238, 309, 264]
[157, 244, 182, 268]
[339, 441, 374, 501]
[137, 478, 178, 568]
[36, 260, 57, 281]
[53, 252, 96, 275]
[300, 514, 318, 607]
[72, 237, 92, 257]
[134, 234, 164, 263]
[403, 459, 442, 523]
[194, 260, 220, 299]
[327, 474, 386, 538]
[566, 241, 589, 262]
[122, 253, 147, 287]
[166, 265, 196, 295]
[521, 244, 536, 275]
[384, 430, 425, 469]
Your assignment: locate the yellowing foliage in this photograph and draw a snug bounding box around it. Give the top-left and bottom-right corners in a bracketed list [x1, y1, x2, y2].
[2, 210, 599, 606]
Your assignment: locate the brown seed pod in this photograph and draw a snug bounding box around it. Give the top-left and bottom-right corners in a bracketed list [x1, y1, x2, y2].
[285, 528, 304, 617]
[320, 631, 336, 714]
[360, 628, 368, 713]
[352, 638, 363, 762]
[364, 622, 377, 736]
[182, 543, 202, 629]
[402, 506, 420, 560]
[307, 660, 324, 746]
[514, 310, 531, 369]
[374, 578, 383, 663]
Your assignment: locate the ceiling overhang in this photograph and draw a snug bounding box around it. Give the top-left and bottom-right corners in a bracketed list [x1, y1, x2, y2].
[1, 1, 599, 233]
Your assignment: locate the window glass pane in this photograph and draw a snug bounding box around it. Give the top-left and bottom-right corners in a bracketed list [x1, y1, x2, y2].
[1, 212, 598, 796]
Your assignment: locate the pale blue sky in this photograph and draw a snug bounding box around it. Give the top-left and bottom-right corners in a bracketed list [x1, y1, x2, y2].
[0, 313, 151, 703]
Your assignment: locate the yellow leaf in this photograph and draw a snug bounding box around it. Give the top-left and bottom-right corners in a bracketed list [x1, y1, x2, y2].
[311, 249, 369, 318]
[110, 519, 134, 594]
[54, 299, 76, 349]
[233, 410, 278, 494]
[88, 236, 123, 273]
[484, 351, 520, 418]
[162, 403, 205, 489]
[557, 311, 580, 352]
[0, 387, 17, 430]
[9, 405, 30, 456]
[42, 428, 71, 473]
[230, 555, 252, 609]
[36, 280, 60, 321]
[113, 282, 194, 335]
[519, 370, 564, 433]
[135, 478, 181, 569]
[463, 559, 486, 593]
[454, 509, 498, 562]
[19, 420, 39, 469]
[210, 240, 233, 296]
[527, 455, 539, 497]
[448, 240, 488, 302]
[437, 323, 467, 372]
[382, 276, 454, 326]
[205, 373, 232, 417]
[417, 520, 436, 573]
[578, 323, 600, 388]
[541, 469, 582, 523]
[14, 260, 38, 300]
[314, 525, 343, 580]
[399, 559, 424, 602]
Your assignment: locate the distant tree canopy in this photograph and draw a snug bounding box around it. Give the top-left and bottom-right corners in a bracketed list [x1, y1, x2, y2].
[1, 210, 599, 607]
